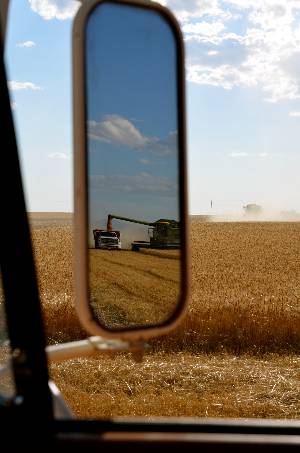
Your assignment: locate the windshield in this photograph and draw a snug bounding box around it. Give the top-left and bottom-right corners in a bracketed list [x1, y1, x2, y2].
[101, 237, 118, 244]
[4, 0, 300, 420]
[100, 232, 118, 238]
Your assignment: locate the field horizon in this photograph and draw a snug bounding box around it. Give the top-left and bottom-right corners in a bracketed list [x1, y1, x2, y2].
[28, 211, 300, 224]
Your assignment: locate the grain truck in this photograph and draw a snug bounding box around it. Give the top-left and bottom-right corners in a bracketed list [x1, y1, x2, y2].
[93, 229, 121, 250]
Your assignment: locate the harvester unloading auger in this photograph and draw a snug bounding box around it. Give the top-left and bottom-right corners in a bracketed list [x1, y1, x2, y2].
[107, 214, 180, 251]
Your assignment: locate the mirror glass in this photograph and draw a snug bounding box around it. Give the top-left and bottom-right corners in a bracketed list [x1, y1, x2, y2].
[85, 2, 183, 330]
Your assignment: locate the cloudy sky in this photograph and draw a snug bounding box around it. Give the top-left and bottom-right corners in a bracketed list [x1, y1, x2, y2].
[5, 0, 300, 214]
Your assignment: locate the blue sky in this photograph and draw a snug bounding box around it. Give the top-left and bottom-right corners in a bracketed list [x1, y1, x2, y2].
[5, 0, 300, 215]
[85, 3, 179, 230]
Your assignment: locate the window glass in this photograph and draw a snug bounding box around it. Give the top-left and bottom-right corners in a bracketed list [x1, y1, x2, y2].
[5, 0, 300, 419]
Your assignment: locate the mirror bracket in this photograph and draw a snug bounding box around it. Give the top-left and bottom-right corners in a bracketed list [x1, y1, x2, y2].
[88, 337, 148, 363]
[88, 337, 147, 362]
[46, 337, 148, 363]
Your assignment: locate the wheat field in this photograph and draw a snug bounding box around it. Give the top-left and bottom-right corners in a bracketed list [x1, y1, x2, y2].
[89, 248, 180, 330]
[21, 219, 300, 418]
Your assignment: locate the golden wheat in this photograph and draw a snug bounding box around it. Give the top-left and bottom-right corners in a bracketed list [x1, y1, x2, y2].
[156, 221, 300, 354]
[31, 225, 85, 344]
[27, 219, 300, 419]
[50, 353, 300, 419]
[32, 221, 300, 353]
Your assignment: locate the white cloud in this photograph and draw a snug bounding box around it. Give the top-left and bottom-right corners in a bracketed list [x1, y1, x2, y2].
[88, 115, 148, 148]
[187, 60, 300, 103]
[162, 0, 300, 103]
[289, 111, 300, 117]
[207, 50, 219, 56]
[229, 152, 249, 157]
[155, 0, 232, 22]
[139, 159, 151, 165]
[8, 81, 42, 91]
[229, 151, 272, 158]
[48, 152, 69, 160]
[182, 21, 225, 36]
[88, 115, 177, 155]
[16, 40, 36, 48]
[10, 101, 17, 110]
[90, 172, 176, 196]
[28, 0, 80, 20]
[184, 31, 243, 45]
[187, 64, 254, 90]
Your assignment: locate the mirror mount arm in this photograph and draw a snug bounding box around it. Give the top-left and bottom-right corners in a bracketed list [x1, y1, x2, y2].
[46, 337, 147, 363]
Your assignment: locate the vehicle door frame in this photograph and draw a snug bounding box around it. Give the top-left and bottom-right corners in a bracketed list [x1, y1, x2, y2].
[1, 1, 300, 450]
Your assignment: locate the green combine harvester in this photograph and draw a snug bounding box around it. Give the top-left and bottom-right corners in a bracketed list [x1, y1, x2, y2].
[106, 214, 180, 251]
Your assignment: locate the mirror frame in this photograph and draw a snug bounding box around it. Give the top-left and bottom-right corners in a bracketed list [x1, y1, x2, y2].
[73, 0, 189, 341]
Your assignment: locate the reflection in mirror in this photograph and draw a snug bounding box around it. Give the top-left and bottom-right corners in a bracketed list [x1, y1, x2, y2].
[85, 3, 182, 331]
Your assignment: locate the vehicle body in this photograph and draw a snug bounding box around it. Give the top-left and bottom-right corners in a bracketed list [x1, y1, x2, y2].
[243, 204, 263, 217]
[93, 229, 121, 249]
[0, 0, 300, 451]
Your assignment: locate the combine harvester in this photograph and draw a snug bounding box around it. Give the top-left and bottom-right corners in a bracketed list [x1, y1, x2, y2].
[106, 214, 180, 251]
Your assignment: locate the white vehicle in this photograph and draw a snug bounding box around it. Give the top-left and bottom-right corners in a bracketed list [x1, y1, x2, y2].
[93, 229, 121, 250]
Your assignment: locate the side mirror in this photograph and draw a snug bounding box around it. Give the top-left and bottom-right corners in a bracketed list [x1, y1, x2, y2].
[73, 0, 189, 341]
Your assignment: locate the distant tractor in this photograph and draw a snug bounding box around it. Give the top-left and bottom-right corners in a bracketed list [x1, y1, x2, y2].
[93, 229, 121, 250]
[106, 214, 180, 251]
[243, 204, 263, 217]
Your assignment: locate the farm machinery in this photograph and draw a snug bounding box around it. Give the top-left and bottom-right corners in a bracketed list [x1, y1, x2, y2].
[106, 214, 180, 251]
[93, 229, 121, 250]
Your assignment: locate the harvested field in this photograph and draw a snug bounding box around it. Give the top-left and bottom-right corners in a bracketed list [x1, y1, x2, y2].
[1, 219, 299, 418]
[139, 249, 180, 259]
[50, 354, 300, 419]
[89, 249, 180, 329]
